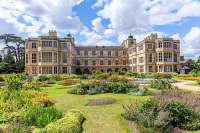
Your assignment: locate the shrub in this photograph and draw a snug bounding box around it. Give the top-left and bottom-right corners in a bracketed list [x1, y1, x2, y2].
[23, 106, 63, 128]
[123, 90, 200, 132]
[49, 74, 62, 81]
[164, 101, 194, 128]
[152, 73, 172, 79]
[80, 74, 89, 80]
[67, 81, 139, 95]
[36, 75, 50, 82]
[5, 74, 23, 90]
[108, 75, 128, 82]
[37, 110, 85, 133]
[22, 82, 41, 90]
[0, 89, 54, 113]
[125, 71, 138, 77]
[150, 79, 174, 90]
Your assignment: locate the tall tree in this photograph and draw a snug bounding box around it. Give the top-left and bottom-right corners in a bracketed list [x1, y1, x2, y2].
[0, 34, 25, 72]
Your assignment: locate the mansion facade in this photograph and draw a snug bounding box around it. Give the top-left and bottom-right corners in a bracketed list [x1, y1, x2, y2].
[25, 31, 180, 75]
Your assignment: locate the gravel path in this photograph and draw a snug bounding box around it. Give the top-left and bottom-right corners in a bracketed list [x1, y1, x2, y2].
[173, 80, 200, 91]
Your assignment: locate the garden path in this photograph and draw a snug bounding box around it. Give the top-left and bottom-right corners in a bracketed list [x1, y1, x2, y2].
[173, 80, 200, 92]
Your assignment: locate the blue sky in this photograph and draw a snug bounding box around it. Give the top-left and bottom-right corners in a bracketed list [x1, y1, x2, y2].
[0, 0, 200, 58]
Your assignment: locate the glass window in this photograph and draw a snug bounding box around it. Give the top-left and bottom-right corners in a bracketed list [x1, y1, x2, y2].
[63, 52, 67, 63]
[26, 54, 28, 64]
[149, 66, 153, 72]
[63, 67, 68, 73]
[42, 52, 52, 63]
[92, 51, 96, 55]
[158, 53, 162, 62]
[54, 67, 58, 74]
[32, 43, 37, 49]
[108, 60, 111, 65]
[115, 51, 118, 56]
[174, 53, 177, 62]
[158, 42, 162, 48]
[108, 51, 111, 56]
[173, 43, 177, 49]
[139, 57, 144, 63]
[54, 53, 57, 63]
[148, 54, 153, 63]
[123, 50, 126, 55]
[100, 51, 103, 56]
[115, 60, 119, 65]
[85, 60, 88, 66]
[53, 41, 57, 48]
[77, 60, 80, 65]
[77, 50, 80, 55]
[32, 53, 37, 63]
[92, 60, 96, 66]
[147, 44, 153, 49]
[100, 60, 104, 65]
[84, 51, 88, 56]
[123, 60, 126, 65]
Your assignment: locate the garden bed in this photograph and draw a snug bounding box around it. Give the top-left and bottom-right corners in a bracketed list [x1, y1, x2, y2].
[87, 98, 116, 106]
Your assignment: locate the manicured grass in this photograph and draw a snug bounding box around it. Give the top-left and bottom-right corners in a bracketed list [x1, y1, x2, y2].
[43, 83, 148, 133]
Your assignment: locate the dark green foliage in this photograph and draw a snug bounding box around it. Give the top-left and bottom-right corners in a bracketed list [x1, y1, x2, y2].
[36, 75, 50, 82]
[23, 106, 63, 128]
[67, 81, 139, 95]
[123, 90, 200, 132]
[190, 56, 200, 76]
[125, 71, 138, 77]
[80, 74, 90, 80]
[164, 101, 194, 128]
[5, 74, 23, 90]
[49, 74, 62, 81]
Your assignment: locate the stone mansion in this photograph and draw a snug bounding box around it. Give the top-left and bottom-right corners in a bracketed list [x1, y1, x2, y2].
[25, 31, 180, 75]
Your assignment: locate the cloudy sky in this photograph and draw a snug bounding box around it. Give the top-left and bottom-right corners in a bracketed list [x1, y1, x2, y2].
[0, 0, 200, 59]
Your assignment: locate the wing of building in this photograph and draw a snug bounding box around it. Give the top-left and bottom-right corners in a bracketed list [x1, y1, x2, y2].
[25, 31, 180, 75]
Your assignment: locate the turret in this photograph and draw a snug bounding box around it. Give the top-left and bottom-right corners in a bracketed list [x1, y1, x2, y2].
[48, 30, 57, 37]
[65, 33, 75, 44]
[122, 33, 136, 48]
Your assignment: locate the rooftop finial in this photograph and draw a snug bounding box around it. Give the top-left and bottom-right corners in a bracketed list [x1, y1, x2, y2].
[128, 33, 133, 39]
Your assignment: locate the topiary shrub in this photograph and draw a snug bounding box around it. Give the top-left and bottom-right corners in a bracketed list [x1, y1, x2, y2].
[36, 110, 85, 133]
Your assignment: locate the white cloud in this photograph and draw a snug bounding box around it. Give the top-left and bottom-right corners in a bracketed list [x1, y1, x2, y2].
[183, 27, 200, 58]
[0, 0, 84, 37]
[147, 0, 200, 25]
[97, 0, 151, 34]
[79, 27, 115, 46]
[92, 17, 104, 33]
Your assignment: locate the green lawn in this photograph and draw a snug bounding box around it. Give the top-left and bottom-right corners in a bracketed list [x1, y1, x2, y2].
[43, 83, 148, 133]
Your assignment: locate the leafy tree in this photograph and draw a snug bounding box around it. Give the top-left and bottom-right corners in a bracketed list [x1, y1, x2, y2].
[192, 56, 200, 71]
[0, 34, 25, 73]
